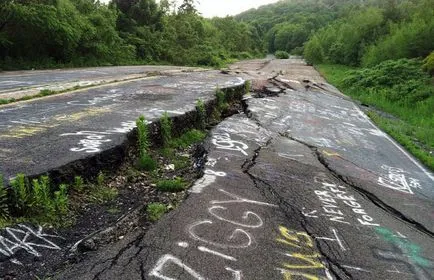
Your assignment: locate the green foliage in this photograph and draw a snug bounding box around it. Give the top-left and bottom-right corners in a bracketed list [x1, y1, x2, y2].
[302, 0, 434, 67]
[0, 0, 262, 70]
[275, 50, 289, 59]
[156, 177, 186, 192]
[136, 115, 150, 156]
[147, 203, 167, 222]
[160, 112, 172, 146]
[215, 88, 227, 111]
[97, 171, 105, 187]
[39, 89, 56, 96]
[423, 51, 434, 75]
[89, 172, 118, 203]
[74, 176, 84, 192]
[10, 173, 29, 214]
[342, 59, 433, 104]
[8, 174, 70, 224]
[196, 99, 206, 129]
[0, 175, 10, 220]
[138, 153, 157, 171]
[169, 129, 206, 149]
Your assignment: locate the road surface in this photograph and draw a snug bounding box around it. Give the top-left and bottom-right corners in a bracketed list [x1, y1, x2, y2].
[0, 70, 244, 182]
[0, 65, 196, 100]
[1, 60, 433, 280]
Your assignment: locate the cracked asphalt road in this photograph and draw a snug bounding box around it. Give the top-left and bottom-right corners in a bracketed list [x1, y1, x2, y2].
[0, 65, 196, 99]
[0, 70, 244, 183]
[52, 59, 434, 280]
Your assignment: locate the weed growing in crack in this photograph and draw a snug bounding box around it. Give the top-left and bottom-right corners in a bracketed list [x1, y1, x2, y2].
[32, 176, 52, 213]
[245, 80, 251, 93]
[160, 112, 172, 146]
[169, 129, 206, 149]
[73, 176, 84, 192]
[136, 115, 156, 171]
[156, 177, 186, 192]
[136, 115, 150, 155]
[97, 171, 105, 187]
[138, 153, 157, 171]
[147, 203, 167, 222]
[10, 173, 29, 214]
[196, 99, 206, 129]
[54, 184, 69, 216]
[215, 87, 228, 111]
[0, 175, 10, 220]
[9, 174, 70, 225]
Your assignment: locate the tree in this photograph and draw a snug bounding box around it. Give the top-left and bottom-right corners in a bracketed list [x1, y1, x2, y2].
[178, 0, 197, 14]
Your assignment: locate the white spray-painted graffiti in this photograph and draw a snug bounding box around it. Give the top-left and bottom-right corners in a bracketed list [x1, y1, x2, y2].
[61, 121, 137, 153]
[302, 175, 380, 227]
[149, 187, 278, 279]
[67, 93, 122, 106]
[212, 133, 249, 156]
[0, 225, 62, 263]
[377, 165, 422, 194]
[189, 169, 226, 194]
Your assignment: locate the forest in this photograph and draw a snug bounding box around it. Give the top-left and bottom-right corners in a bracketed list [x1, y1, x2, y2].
[0, 0, 263, 70]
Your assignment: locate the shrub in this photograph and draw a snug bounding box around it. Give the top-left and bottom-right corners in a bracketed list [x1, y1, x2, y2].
[275, 50, 289, 59]
[423, 51, 434, 75]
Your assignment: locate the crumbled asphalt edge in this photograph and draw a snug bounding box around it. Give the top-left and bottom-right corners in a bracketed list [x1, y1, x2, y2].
[7, 82, 247, 188]
[0, 81, 247, 280]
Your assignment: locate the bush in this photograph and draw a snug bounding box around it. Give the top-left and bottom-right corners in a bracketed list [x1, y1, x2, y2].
[275, 50, 289, 59]
[423, 51, 434, 75]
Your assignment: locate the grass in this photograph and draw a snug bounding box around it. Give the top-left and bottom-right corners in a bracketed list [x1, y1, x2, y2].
[147, 203, 167, 222]
[88, 172, 118, 203]
[156, 177, 186, 192]
[168, 129, 206, 149]
[317, 62, 434, 171]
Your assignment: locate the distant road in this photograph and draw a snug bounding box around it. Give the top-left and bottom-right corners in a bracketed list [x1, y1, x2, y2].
[0, 65, 193, 91]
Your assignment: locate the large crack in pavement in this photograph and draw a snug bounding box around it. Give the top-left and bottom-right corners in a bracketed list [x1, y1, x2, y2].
[282, 133, 434, 238]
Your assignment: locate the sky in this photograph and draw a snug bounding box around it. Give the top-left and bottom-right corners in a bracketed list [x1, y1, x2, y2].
[100, 0, 280, 18]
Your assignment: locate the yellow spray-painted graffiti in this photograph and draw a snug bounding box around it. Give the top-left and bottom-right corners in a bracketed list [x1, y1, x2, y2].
[276, 226, 330, 280]
[277, 226, 313, 249]
[0, 107, 110, 139]
[322, 150, 341, 157]
[281, 270, 322, 280]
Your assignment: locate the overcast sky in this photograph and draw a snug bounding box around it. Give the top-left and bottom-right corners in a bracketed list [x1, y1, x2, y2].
[101, 0, 280, 18]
